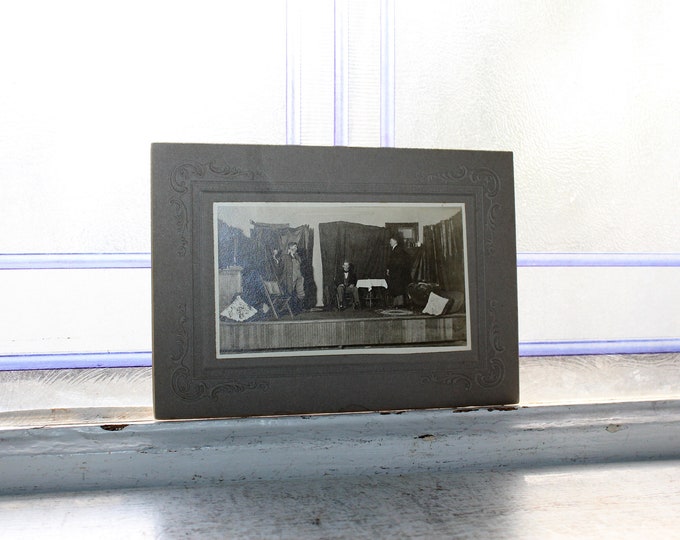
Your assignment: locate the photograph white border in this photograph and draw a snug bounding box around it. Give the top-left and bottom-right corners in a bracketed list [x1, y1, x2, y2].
[213, 202, 471, 359]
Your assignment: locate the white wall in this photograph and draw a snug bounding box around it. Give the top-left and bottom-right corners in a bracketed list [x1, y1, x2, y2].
[1, 0, 679, 361]
[395, 1, 680, 254]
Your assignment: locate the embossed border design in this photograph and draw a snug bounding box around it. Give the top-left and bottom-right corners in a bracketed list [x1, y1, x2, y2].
[417, 166, 505, 388]
[167, 160, 272, 402]
[152, 144, 517, 419]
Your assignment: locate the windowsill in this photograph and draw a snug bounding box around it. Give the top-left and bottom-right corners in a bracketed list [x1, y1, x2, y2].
[0, 398, 679, 495]
[2, 353, 680, 429]
[0, 354, 679, 495]
[1, 355, 679, 538]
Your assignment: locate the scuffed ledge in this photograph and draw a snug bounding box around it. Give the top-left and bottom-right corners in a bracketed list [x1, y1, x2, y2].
[1, 400, 679, 495]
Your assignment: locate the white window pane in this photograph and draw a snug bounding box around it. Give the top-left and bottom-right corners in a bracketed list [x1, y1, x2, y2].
[518, 266, 680, 343]
[347, 0, 381, 147]
[296, 0, 335, 145]
[1, 1, 287, 253]
[394, 0, 680, 253]
[0, 268, 150, 355]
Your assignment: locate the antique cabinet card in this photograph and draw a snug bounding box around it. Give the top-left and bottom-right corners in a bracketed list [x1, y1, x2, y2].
[152, 144, 517, 419]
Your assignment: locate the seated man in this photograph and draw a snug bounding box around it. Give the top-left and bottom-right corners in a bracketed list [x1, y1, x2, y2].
[334, 261, 360, 309]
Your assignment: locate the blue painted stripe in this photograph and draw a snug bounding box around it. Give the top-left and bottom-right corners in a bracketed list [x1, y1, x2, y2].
[285, 0, 301, 145]
[0, 253, 151, 270]
[3, 252, 680, 271]
[334, 0, 349, 146]
[0, 351, 152, 371]
[2, 339, 680, 370]
[519, 338, 680, 357]
[517, 253, 680, 267]
[380, 0, 395, 147]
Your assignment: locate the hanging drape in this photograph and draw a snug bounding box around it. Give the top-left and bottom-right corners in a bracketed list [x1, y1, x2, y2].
[218, 213, 463, 310]
[217, 220, 316, 309]
[417, 212, 465, 293]
[251, 222, 316, 309]
[319, 221, 391, 305]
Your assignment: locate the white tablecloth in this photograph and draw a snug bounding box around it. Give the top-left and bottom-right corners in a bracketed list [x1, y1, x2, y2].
[356, 279, 388, 291]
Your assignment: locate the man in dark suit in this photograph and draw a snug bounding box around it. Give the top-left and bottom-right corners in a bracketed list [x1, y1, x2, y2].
[386, 237, 411, 307]
[334, 261, 360, 309]
[282, 241, 305, 312]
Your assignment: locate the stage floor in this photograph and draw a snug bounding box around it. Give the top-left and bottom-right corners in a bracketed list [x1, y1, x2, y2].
[219, 307, 467, 354]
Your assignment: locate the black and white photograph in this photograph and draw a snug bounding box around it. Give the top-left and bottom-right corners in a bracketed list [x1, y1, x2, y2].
[152, 143, 517, 419]
[214, 203, 469, 358]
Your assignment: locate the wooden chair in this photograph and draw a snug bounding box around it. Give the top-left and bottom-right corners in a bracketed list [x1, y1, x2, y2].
[261, 276, 294, 319]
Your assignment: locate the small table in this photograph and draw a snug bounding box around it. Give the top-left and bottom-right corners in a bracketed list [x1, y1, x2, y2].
[356, 278, 388, 307]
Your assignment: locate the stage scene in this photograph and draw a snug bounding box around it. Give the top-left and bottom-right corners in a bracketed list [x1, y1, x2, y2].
[215, 203, 468, 355]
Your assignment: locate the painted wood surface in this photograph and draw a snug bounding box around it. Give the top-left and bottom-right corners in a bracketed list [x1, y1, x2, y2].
[1, 457, 679, 538]
[1, 399, 679, 496]
[0, 356, 679, 537]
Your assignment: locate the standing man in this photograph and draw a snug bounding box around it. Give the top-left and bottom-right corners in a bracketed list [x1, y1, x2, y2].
[268, 247, 283, 280]
[386, 236, 411, 308]
[282, 241, 305, 311]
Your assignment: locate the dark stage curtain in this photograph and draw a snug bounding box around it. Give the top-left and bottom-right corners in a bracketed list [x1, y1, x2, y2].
[216, 220, 316, 309]
[410, 247, 430, 283]
[319, 221, 391, 305]
[415, 212, 465, 293]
